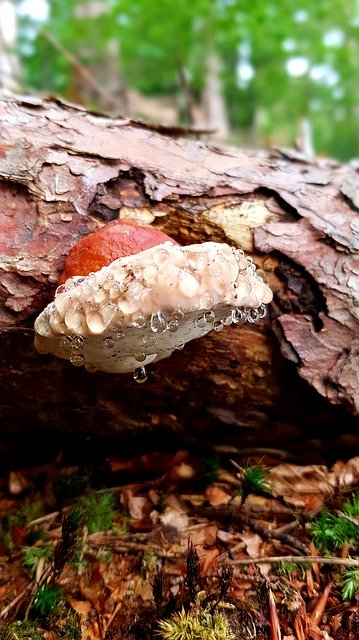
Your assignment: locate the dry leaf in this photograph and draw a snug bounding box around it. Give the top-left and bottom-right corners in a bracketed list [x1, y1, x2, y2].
[237, 532, 262, 558]
[159, 506, 189, 530]
[204, 484, 231, 506]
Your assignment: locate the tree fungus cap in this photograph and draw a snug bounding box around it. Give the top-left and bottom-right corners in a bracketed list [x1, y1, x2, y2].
[34, 220, 273, 381]
[58, 218, 179, 284]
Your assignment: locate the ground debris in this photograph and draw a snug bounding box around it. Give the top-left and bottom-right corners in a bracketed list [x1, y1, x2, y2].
[0, 446, 358, 639]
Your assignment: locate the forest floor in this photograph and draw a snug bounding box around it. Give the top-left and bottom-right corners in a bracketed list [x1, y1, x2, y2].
[0, 432, 359, 640]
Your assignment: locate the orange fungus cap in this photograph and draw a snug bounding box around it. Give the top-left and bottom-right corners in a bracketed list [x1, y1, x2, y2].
[59, 218, 178, 284]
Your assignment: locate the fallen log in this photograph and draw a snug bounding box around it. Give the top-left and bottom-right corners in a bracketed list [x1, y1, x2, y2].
[0, 93, 358, 455]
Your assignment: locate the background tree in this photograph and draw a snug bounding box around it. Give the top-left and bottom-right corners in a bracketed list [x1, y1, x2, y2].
[16, 0, 359, 161]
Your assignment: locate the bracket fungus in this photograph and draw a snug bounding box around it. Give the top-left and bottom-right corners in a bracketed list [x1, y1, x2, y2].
[34, 219, 273, 382]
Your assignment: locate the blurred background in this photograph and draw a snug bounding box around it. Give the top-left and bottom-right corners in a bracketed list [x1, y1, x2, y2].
[0, 0, 358, 161]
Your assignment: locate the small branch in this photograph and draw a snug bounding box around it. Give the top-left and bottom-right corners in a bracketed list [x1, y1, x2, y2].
[195, 505, 310, 555]
[38, 29, 121, 112]
[310, 582, 332, 626]
[0, 583, 32, 619]
[229, 555, 359, 567]
[269, 587, 282, 640]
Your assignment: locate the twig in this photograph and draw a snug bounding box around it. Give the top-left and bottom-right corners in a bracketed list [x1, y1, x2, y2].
[28, 511, 60, 527]
[269, 587, 282, 640]
[195, 505, 310, 555]
[0, 583, 33, 619]
[229, 555, 359, 567]
[242, 513, 310, 555]
[310, 582, 332, 625]
[38, 29, 120, 111]
[87, 536, 177, 560]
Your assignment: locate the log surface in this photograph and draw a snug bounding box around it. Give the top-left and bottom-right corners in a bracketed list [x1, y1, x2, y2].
[0, 94, 358, 448]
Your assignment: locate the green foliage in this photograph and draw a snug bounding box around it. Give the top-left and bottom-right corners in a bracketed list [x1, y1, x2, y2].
[341, 568, 359, 601]
[12, 501, 44, 526]
[78, 491, 118, 533]
[310, 510, 359, 554]
[31, 584, 64, 619]
[240, 462, 271, 495]
[0, 620, 43, 640]
[274, 561, 300, 576]
[23, 544, 53, 575]
[16, 0, 359, 161]
[141, 547, 158, 577]
[274, 560, 309, 579]
[232, 461, 272, 504]
[157, 607, 235, 640]
[343, 492, 359, 518]
[0, 501, 44, 551]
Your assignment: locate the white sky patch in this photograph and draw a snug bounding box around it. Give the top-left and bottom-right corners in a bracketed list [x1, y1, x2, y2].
[323, 28, 345, 47]
[0, 0, 17, 44]
[282, 38, 296, 52]
[237, 40, 254, 88]
[17, 0, 49, 22]
[310, 63, 340, 87]
[294, 9, 309, 23]
[237, 60, 255, 86]
[286, 56, 309, 77]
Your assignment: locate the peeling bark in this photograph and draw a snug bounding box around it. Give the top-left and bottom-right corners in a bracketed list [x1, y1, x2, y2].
[0, 93, 358, 445]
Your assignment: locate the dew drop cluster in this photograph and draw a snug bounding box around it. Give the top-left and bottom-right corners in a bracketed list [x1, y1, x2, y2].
[34, 240, 273, 378]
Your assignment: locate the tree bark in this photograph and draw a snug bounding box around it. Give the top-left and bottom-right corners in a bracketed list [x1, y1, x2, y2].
[0, 94, 358, 453]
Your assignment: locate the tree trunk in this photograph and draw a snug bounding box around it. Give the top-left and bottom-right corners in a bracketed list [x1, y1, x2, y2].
[0, 94, 358, 458]
[0, 1, 22, 93]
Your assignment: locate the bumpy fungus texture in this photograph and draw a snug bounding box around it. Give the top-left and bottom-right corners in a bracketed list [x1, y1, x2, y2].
[34, 219, 273, 381]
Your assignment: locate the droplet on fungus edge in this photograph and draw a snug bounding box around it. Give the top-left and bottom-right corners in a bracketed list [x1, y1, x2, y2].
[34, 219, 272, 382]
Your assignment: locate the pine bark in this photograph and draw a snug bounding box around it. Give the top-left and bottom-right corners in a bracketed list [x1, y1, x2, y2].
[0, 94, 358, 450]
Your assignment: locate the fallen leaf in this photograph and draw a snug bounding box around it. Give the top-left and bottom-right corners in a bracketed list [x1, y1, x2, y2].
[204, 484, 231, 506]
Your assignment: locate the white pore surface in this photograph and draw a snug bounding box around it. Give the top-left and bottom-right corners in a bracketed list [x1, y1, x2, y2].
[34, 241, 272, 373]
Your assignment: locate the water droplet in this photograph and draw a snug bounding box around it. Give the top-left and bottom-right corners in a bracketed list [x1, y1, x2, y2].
[196, 315, 206, 328]
[142, 333, 156, 347]
[104, 337, 115, 349]
[109, 284, 121, 299]
[258, 303, 267, 319]
[85, 364, 98, 373]
[59, 335, 73, 350]
[150, 309, 167, 333]
[70, 353, 84, 367]
[167, 320, 179, 333]
[175, 342, 184, 350]
[153, 248, 169, 264]
[116, 330, 125, 340]
[248, 308, 260, 323]
[71, 336, 84, 350]
[133, 366, 148, 383]
[178, 270, 199, 297]
[213, 320, 224, 332]
[171, 308, 184, 322]
[199, 293, 214, 309]
[132, 312, 146, 328]
[135, 351, 147, 362]
[204, 310, 215, 324]
[55, 284, 66, 296]
[86, 311, 106, 335]
[231, 308, 247, 325]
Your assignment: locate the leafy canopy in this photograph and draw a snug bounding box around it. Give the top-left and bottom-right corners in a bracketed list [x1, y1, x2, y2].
[17, 0, 359, 161]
